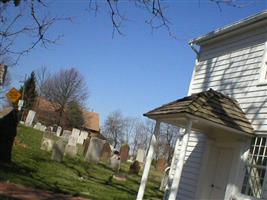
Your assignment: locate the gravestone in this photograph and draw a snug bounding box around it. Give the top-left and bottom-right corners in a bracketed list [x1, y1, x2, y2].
[64, 145, 78, 157]
[40, 125, 46, 132]
[72, 128, 80, 137]
[156, 158, 168, 172]
[120, 144, 130, 163]
[33, 122, 42, 130]
[0, 107, 18, 163]
[85, 137, 105, 163]
[110, 151, 121, 172]
[51, 139, 65, 162]
[129, 160, 141, 175]
[40, 138, 54, 152]
[83, 138, 91, 156]
[25, 110, 36, 127]
[62, 130, 72, 141]
[136, 149, 146, 163]
[43, 131, 54, 139]
[77, 131, 88, 144]
[68, 135, 78, 146]
[100, 142, 112, 162]
[56, 126, 62, 137]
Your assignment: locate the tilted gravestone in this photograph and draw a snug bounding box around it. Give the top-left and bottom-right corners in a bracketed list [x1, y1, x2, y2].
[100, 142, 112, 162]
[120, 144, 130, 163]
[25, 110, 36, 127]
[51, 139, 65, 162]
[136, 149, 146, 163]
[85, 137, 105, 163]
[68, 135, 78, 146]
[0, 107, 18, 163]
[33, 122, 42, 130]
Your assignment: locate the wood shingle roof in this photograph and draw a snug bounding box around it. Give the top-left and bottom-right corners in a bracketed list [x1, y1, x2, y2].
[144, 89, 254, 135]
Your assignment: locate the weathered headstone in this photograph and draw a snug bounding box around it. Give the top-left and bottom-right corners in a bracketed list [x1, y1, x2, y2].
[40, 138, 54, 152]
[56, 126, 62, 137]
[64, 145, 78, 157]
[71, 128, 80, 137]
[33, 122, 42, 130]
[40, 125, 46, 132]
[100, 142, 112, 162]
[62, 130, 71, 141]
[25, 110, 36, 127]
[68, 135, 78, 146]
[51, 139, 65, 162]
[85, 137, 105, 163]
[156, 158, 168, 172]
[120, 144, 130, 163]
[110, 151, 121, 172]
[77, 131, 88, 144]
[43, 131, 54, 139]
[0, 107, 18, 163]
[136, 149, 146, 163]
[129, 160, 141, 175]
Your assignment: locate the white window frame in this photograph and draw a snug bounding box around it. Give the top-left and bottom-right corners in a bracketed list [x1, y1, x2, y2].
[258, 42, 267, 86]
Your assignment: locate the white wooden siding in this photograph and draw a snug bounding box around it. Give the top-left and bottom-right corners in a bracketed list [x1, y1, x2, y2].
[165, 132, 206, 200]
[189, 25, 267, 133]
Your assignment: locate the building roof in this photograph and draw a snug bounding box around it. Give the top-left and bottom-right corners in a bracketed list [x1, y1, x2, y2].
[190, 10, 267, 45]
[144, 89, 254, 135]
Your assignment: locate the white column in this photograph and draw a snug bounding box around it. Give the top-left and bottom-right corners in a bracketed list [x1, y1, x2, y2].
[168, 120, 192, 200]
[136, 121, 160, 200]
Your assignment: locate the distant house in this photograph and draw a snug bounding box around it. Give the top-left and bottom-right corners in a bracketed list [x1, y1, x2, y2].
[33, 97, 100, 133]
[137, 11, 267, 200]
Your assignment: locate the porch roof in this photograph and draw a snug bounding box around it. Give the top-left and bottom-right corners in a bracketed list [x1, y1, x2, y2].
[144, 89, 254, 135]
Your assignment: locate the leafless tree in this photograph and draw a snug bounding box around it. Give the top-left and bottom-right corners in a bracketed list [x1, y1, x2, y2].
[155, 123, 179, 163]
[103, 110, 125, 148]
[35, 65, 51, 96]
[0, 0, 70, 65]
[42, 67, 89, 126]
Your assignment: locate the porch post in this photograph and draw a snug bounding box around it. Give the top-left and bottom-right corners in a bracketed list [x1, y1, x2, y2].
[136, 121, 160, 200]
[168, 119, 192, 200]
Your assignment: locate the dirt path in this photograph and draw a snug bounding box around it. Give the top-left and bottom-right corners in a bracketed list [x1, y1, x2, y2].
[0, 182, 88, 200]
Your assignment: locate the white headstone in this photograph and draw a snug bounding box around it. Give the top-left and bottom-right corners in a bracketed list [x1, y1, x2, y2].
[85, 137, 105, 163]
[56, 126, 62, 137]
[40, 138, 54, 152]
[25, 110, 36, 126]
[34, 122, 42, 130]
[110, 153, 121, 172]
[64, 145, 78, 157]
[72, 128, 80, 137]
[77, 131, 89, 144]
[68, 135, 78, 146]
[136, 149, 146, 163]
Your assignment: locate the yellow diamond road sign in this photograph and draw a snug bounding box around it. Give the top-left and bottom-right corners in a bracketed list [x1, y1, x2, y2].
[6, 87, 22, 103]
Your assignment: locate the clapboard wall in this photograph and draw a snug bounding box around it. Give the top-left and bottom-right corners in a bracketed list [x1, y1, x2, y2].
[166, 132, 206, 200]
[189, 25, 267, 134]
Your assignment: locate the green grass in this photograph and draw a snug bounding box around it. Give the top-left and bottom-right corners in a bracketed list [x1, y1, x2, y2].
[0, 125, 164, 200]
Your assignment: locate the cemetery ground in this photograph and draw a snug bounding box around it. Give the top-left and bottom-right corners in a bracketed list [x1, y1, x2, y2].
[0, 125, 164, 200]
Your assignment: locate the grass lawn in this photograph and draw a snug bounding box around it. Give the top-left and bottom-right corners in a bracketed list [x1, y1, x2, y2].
[0, 125, 164, 200]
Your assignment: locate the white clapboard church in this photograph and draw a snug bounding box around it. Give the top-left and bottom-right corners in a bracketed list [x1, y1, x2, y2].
[137, 10, 267, 200]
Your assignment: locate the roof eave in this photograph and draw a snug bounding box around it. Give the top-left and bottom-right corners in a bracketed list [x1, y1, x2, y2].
[189, 10, 267, 45]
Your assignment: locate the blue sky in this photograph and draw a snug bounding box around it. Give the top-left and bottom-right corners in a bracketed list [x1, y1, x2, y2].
[10, 1, 266, 125]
